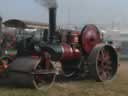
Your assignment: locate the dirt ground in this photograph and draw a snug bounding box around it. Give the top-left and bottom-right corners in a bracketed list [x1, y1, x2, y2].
[46, 60, 128, 96]
[0, 60, 127, 96]
[118, 60, 128, 79]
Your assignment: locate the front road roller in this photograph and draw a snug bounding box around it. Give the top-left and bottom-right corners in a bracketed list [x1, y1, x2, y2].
[8, 56, 56, 90]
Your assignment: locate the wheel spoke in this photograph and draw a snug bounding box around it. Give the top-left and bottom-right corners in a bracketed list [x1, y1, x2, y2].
[101, 48, 110, 61]
[104, 52, 110, 62]
[101, 71, 108, 80]
[96, 46, 114, 81]
[104, 62, 112, 70]
[88, 44, 118, 81]
[33, 52, 57, 90]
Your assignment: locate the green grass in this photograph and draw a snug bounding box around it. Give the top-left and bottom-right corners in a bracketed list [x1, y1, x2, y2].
[0, 61, 127, 96]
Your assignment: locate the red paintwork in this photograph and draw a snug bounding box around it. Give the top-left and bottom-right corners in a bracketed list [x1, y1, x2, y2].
[32, 53, 39, 58]
[61, 43, 80, 60]
[43, 52, 51, 69]
[0, 60, 8, 74]
[82, 25, 101, 53]
[72, 48, 81, 59]
[67, 32, 80, 44]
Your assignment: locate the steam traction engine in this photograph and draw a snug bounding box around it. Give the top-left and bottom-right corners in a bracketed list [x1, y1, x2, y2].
[0, 8, 118, 89]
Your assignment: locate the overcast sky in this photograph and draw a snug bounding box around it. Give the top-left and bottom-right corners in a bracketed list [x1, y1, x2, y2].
[0, 0, 128, 27]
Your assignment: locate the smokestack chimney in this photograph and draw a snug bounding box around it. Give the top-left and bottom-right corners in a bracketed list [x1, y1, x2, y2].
[0, 16, 2, 33]
[49, 8, 57, 43]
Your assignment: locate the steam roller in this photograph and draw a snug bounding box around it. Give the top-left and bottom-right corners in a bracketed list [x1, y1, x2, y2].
[2, 24, 118, 90]
[0, 6, 118, 89]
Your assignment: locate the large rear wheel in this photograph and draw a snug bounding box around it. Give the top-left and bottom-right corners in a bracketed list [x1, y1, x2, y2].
[88, 44, 118, 81]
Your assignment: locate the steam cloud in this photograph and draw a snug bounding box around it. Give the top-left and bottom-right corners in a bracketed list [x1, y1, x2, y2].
[35, 0, 58, 8]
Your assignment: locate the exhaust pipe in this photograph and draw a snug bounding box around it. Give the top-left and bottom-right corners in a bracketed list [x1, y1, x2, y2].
[49, 8, 57, 43]
[0, 16, 2, 33]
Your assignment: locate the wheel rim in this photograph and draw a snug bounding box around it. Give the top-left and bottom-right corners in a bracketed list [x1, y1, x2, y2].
[33, 67, 56, 90]
[96, 46, 117, 81]
[33, 52, 56, 90]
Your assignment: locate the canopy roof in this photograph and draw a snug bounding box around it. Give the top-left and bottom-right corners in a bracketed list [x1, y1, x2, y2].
[3, 19, 48, 29]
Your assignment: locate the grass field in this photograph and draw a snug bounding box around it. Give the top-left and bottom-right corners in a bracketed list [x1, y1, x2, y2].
[0, 60, 127, 96]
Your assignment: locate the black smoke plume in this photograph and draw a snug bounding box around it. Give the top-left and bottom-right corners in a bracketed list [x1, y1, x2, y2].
[35, 0, 58, 8]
